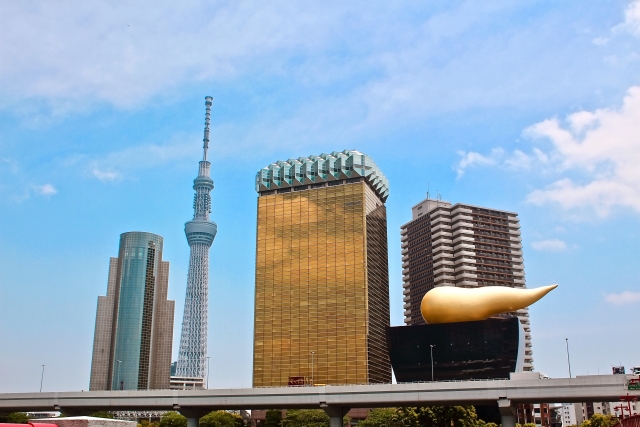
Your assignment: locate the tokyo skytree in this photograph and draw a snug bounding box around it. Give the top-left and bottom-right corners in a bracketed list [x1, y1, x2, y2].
[175, 96, 218, 380]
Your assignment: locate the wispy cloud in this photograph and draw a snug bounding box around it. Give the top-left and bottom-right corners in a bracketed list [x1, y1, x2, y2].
[0, 1, 362, 110]
[455, 147, 550, 178]
[91, 169, 122, 182]
[531, 239, 567, 252]
[605, 291, 640, 305]
[31, 183, 57, 197]
[84, 135, 201, 182]
[0, 1, 634, 124]
[455, 148, 503, 178]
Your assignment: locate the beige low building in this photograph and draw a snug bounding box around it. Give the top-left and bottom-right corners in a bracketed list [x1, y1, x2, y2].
[30, 417, 135, 427]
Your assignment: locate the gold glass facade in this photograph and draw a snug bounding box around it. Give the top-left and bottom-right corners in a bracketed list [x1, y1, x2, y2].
[253, 181, 391, 386]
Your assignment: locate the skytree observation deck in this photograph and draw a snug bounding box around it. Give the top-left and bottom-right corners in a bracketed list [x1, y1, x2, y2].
[175, 97, 218, 384]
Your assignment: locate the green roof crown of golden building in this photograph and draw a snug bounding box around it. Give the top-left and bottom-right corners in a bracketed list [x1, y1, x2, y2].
[255, 149, 390, 202]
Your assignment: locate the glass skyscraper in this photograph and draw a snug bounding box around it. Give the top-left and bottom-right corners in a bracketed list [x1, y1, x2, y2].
[253, 150, 392, 387]
[89, 232, 175, 390]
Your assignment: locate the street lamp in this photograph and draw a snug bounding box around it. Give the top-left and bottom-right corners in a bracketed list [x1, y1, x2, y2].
[116, 360, 122, 390]
[39, 365, 45, 392]
[430, 345, 435, 382]
[565, 338, 572, 379]
[207, 356, 211, 389]
[311, 351, 315, 386]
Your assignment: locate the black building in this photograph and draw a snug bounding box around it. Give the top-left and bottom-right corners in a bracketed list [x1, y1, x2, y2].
[387, 317, 523, 382]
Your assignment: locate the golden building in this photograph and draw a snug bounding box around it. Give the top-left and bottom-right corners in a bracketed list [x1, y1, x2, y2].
[253, 150, 391, 386]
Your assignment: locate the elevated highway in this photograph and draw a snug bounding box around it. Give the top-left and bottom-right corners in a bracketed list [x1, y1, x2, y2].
[1, 376, 637, 427]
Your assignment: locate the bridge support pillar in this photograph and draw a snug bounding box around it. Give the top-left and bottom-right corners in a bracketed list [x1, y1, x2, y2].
[323, 406, 350, 427]
[498, 399, 516, 427]
[176, 406, 201, 427]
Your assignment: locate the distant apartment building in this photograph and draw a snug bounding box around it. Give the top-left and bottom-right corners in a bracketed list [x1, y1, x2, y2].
[588, 400, 640, 419]
[400, 197, 533, 370]
[560, 403, 584, 427]
[518, 403, 556, 427]
[89, 232, 175, 390]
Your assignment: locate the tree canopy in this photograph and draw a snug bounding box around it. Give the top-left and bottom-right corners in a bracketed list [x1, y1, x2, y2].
[265, 410, 283, 427]
[283, 409, 331, 427]
[0, 412, 29, 424]
[199, 411, 245, 427]
[159, 411, 188, 427]
[138, 420, 160, 427]
[579, 414, 619, 427]
[350, 406, 489, 427]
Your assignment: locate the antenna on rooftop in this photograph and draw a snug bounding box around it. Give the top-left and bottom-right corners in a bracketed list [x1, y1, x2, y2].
[426, 182, 430, 200]
[203, 96, 213, 162]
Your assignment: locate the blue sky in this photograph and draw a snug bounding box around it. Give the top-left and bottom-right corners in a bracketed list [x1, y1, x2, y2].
[1, 1, 639, 392]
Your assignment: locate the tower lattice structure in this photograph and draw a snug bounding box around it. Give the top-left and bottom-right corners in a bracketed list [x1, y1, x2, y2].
[175, 97, 218, 380]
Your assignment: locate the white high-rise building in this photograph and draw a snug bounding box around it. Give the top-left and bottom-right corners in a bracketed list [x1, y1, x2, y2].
[400, 197, 533, 370]
[561, 403, 584, 427]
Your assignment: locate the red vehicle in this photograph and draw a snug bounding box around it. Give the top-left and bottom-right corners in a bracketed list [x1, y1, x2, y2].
[1, 424, 58, 427]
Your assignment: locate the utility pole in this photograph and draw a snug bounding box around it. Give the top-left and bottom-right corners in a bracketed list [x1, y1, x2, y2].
[565, 338, 572, 378]
[116, 360, 122, 390]
[311, 351, 315, 386]
[207, 356, 210, 389]
[430, 345, 435, 382]
[39, 365, 45, 392]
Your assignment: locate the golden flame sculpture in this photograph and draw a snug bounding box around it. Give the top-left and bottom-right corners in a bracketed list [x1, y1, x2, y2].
[420, 284, 557, 324]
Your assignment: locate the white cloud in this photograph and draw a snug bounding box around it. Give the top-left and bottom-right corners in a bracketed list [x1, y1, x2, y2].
[592, 37, 610, 46]
[531, 239, 567, 252]
[614, 1, 640, 37]
[456, 145, 551, 177]
[455, 148, 503, 178]
[524, 86, 640, 216]
[92, 169, 122, 182]
[1, 158, 19, 174]
[605, 291, 640, 305]
[457, 86, 640, 218]
[33, 183, 57, 196]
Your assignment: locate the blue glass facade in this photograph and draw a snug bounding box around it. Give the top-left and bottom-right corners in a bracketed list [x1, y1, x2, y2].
[111, 232, 164, 390]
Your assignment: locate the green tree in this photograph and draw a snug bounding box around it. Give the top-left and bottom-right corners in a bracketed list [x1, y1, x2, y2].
[265, 410, 282, 427]
[476, 421, 498, 427]
[159, 411, 188, 427]
[200, 411, 243, 427]
[416, 406, 479, 427]
[581, 414, 618, 427]
[232, 413, 246, 427]
[6, 412, 29, 423]
[283, 409, 330, 427]
[138, 420, 160, 427]
[358, 408, 418, 427]
[92, 411, 114, 419]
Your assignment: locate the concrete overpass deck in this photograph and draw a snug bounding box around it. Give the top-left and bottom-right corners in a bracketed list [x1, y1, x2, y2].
[1, 376, 637, 427]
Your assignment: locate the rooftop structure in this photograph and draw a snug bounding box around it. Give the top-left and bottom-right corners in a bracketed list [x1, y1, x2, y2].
[255, 149, 389, 202]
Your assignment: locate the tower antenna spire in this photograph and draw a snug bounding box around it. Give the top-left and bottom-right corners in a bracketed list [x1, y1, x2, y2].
[176, 96, 218, 383]
[203, 96, 213, 161]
